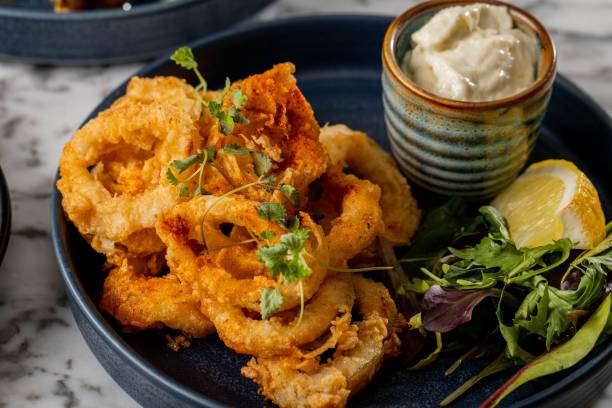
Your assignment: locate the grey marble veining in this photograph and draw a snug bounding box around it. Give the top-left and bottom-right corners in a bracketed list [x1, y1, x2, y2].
[1, 1, 611, 407]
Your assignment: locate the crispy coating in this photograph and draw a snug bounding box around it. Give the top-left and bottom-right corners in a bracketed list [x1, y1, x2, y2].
[57, 63, 418, 403]
[111, 76, 202, 121]
[204, 63, 328, 204]
[320, 124, 421, 246]
[57, 102, 200, 263]
[202, 274, 355, 357]
[100, 257, 214, 338]
[241, 275, 405, 408]
[310, 167, 385, 266]
[156, 196, 329, 313]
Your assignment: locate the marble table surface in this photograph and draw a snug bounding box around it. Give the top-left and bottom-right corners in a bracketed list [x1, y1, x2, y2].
[1, 0, 611, 407]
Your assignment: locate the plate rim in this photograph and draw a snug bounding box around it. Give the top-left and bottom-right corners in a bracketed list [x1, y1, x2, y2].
[0, 165, 10, 268]
[50, 14, 612, 408]
[0, 0, 207, 21]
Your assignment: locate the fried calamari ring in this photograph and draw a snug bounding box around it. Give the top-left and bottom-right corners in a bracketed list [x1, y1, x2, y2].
[241, 275, 405, 408]
[111, 76, 202, 120]
[320, 124, 421, 246]
[156, 196, 328, 312]
[57, 102, 201, 262]
[202, 274, 355, 357]
[100, 257, 214, 338]
[204, 63, 328, 204]
[310, 167, 385, 266]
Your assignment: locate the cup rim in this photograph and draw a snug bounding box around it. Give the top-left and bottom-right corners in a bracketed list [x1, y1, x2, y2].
[382, 0, 557, 110]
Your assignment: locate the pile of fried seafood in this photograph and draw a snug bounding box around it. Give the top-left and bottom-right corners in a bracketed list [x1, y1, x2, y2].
[52, 0, 126, 12]
[57, 62, 421, 407]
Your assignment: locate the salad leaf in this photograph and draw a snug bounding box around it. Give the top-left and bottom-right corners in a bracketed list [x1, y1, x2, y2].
[421, 285, 502, 332]
[479, 205, 510, 241]
[408, 332, 443, 370]
[440, 353, 514, 406]
[483, 295, 611, 408]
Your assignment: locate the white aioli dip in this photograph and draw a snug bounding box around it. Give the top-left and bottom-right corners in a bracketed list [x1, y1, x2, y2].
[402, 4, 538, 102]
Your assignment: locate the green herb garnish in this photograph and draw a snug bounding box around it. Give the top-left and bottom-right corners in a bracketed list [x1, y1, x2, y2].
[170, 46, 249, 135]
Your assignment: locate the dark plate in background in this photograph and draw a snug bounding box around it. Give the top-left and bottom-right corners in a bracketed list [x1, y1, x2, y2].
[0, 166, 10, 267]
[51, 15, 612, 408]
[0, 0, 272, 64]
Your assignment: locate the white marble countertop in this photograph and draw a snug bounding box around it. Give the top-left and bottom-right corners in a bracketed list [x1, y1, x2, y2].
[1, 0, 611, 407]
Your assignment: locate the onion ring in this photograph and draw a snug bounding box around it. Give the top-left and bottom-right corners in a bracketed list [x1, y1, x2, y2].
[241, 275, 405, 408]
[320, 124, 421, 246]
[204, 63, 328, 205]
[100, 257, 214, 338]
[111, 76, 202, 120]
[57, 102, 201, 262]
[309, 167, 385, 266]
[201, 274, 355, 357]
[156, 196, 329, 312]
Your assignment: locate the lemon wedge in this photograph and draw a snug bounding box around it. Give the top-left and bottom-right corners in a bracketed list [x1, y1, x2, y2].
[492, 159, 605, 249]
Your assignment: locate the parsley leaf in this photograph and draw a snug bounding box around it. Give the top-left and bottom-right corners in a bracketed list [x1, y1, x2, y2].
[170, 46, 197, 70]
[251, 151, 272, 176]
[257, 228, 312, 282]
[218, 112, 234, 135]
[171, 153, 204, 174]
[280, 184, 300, 207]
[261, 230, 277, 240]
[257, 202, 286, 222]
[280, 215, 300, 232]
[223, 144, 250, 155]
[166, 168, 179, 185]
[260, 287, 284, 320]
[231, 89, 248, 109]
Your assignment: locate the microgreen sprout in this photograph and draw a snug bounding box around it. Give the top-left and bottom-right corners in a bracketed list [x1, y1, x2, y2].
[171, 46, 250, 135]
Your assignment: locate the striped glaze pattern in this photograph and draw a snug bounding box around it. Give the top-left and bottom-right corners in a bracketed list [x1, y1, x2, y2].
[381, 0, 557, 199]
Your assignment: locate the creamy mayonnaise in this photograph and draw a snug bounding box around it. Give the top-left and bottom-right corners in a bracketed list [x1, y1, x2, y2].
[402, 4, 538, 102]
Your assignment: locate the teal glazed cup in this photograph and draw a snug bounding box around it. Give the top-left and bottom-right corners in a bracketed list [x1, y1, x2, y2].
[382, 0, 557, 198]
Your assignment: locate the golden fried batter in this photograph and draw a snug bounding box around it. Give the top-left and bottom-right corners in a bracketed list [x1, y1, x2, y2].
[57, 102, 201, 263]
[100, 257, 214, 338]
[320, 124, 421, 246]
[242, 275, 405, 408]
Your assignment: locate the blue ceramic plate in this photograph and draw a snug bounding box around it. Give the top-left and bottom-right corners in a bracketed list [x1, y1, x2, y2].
[0, 0, 272, 64]
[51, 15, 612, 408]
[0, 165, 10, 267]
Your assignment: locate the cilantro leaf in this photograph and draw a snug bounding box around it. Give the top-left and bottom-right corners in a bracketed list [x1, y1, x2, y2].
[223, 144, 250, 155]
[194, 187, 211, 196]
[260, 287, 284, 320]
[280, 215, 300, 232]
[260, 174, 277, 193]
[257, 202, 286, 222]
[208, 100, 222, 117]
[257, 228, 312, 283]
[218, 112, 235, 135]
[233, 111, 250, 125]
[261, 230, 277, 240]
[166, 168, 179, 185]
[251, 151, 272, 176]
[170, 47, 197, 70]
[171, 153, 204, 174]
[231, 89, 248, 109]
[280, 184, 300, 207]
[179, 186, 190, 198]
[257, 243, 289, 278]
